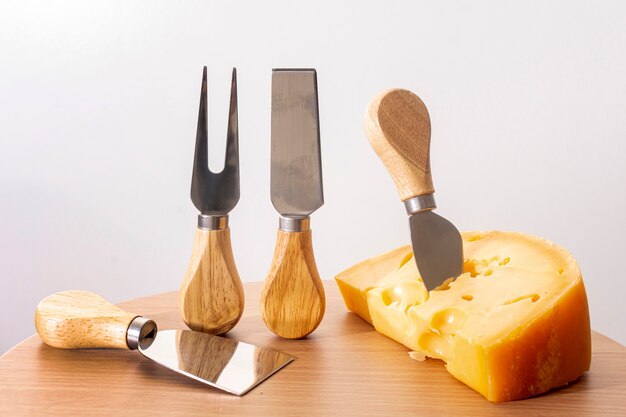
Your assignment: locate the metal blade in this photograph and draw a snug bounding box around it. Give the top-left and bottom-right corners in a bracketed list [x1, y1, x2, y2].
[270, 69, 323, 217]
[409, 211, 463, 290]
[190, 67, 240, 215]
[139, 330, 293, 396]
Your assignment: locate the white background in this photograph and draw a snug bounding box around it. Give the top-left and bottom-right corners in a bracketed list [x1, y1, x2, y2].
[1, 0, 625, 354]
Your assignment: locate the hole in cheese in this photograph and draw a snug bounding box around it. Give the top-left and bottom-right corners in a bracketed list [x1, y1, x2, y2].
[382, 282, 426, 308]
[461, 294, 473, 301]
[418, 331, 452, 360]
[434, 277, 454, 290]
[430, 308, 467, 335]
[464, 260, 480, 277]
[503, 294, 540, 305]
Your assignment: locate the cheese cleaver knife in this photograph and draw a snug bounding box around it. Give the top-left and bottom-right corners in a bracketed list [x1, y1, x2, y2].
[35, 290, 293, 395]
[364, 89, 463, 290]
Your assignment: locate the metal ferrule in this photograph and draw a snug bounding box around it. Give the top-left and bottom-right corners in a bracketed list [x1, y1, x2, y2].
[126, 316, 158, 350]
[404, 193, 437, 215]
[198, 214, 229, 231]
[279, 216, 310, 232]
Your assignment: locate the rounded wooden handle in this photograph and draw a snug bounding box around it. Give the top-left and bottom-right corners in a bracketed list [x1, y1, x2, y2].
[261, 229, 325, 339]
[179, 227, 244, 335]
[35, 290, 138, 349]
[364, 88, 434, 201]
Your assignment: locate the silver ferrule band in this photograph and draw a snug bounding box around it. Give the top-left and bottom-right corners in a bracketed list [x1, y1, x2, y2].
[126, 316, 158, 350]
[404, 193, 437, 215]
[198, 214, 229, 230]
[279, 216, 310, 232]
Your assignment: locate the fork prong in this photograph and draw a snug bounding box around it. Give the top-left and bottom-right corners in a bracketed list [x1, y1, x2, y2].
[222, 67, 240, 205]
[190, 67, 240, 215]
[190, 66, 209, 212]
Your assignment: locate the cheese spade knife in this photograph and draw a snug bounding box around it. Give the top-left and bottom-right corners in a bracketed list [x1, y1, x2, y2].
[260, 69, 325, 339]
[364, 89, 463, 290]
[35, 290, 293, 395]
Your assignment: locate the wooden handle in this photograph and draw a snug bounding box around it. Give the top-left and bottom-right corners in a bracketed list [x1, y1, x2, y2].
[261, 229, 325, 339]
[34, 290, 137, 349]
[364, 88, 434, 201]
[179, 227, 244, 335]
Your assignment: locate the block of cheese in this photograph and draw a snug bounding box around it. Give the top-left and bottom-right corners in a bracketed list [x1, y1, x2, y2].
[335, 231, 591, 402]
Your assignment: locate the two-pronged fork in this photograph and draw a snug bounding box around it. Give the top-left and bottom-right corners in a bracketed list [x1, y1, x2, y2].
[179, 67, 244, 335]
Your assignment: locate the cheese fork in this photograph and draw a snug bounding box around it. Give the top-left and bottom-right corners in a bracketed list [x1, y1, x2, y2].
[179, 67, 244, 335]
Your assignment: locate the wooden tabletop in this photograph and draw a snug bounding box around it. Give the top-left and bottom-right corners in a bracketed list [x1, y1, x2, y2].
[1, 281, 624, 416]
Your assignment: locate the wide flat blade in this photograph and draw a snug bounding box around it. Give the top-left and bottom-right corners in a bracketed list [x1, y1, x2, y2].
[271, 69, 323, 217]
[409, 211, 463, 290]
[139, 330, 294, 396]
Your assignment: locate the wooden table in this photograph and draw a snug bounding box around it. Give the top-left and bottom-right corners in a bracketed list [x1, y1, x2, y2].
[1, 281, 624, 416]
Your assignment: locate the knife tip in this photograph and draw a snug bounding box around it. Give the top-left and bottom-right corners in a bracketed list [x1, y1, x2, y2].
[272, 68, 317, 74]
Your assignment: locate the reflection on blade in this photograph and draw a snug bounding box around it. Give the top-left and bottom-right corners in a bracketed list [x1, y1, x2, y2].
[139, 330, 294, 395]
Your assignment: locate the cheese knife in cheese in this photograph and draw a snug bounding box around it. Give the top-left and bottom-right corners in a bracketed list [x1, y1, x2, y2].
[260, 69, 325, 339]
[364, 89, 463, 290]
[35, 290, 293, 395]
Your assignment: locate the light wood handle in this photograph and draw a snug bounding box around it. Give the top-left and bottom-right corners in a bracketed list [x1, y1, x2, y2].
[364, 88, 434, 201]
[261, 229, 325, 339]
[34, 290, 138, 349]
[179, 227, 244, 335]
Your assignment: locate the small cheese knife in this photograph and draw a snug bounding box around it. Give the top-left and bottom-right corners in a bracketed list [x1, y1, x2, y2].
[35, 291, 293, 395]
[364, 89, 463, 290]
[260, 69, 325, 339]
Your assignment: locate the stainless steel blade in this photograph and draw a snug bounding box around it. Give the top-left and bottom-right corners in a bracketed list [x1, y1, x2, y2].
[190, 67, 240, 216]
[409, 210, 463, 290]
[270, 69, 323, 217]
[139, 330, 294, 396]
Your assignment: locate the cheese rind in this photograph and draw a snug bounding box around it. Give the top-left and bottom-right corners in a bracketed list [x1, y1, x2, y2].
[335, 231, 591, 402]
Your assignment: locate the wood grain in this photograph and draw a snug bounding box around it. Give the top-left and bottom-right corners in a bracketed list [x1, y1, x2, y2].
[179, 227, 244, 335]
[365, 89, 434, 201]
[34, 290, 138, 350]
[261, 229, 325, 339]
[2, 282, 625, 417]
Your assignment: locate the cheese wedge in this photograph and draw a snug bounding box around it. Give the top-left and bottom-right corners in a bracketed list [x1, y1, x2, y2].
[335, 231, 591, 402]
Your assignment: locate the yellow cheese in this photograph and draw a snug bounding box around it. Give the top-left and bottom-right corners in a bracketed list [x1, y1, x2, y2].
[335, 245, 414, 324]
[335, 231, 591, 402]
